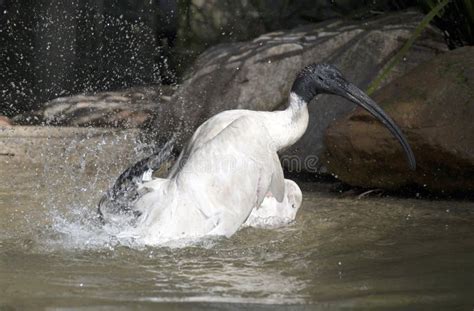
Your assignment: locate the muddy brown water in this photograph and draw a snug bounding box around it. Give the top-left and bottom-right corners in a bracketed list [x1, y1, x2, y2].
[1, 127, 473, 310]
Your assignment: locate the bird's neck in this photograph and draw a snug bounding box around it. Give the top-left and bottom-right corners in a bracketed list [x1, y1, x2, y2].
[267, 92, 309, 151]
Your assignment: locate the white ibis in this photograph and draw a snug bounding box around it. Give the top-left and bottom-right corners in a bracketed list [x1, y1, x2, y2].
[98, 63, 416, 244]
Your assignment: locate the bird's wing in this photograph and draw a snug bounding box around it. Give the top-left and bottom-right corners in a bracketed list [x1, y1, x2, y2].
[269, 151, 285, 202]
[98, 140, 174, 220]
[225, 116, 285, 203]
[191, 115, 285, 205]
[169, 110, 250, 178]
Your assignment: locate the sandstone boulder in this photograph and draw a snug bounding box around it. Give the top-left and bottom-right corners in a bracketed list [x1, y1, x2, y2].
[323, 46, 474, 193]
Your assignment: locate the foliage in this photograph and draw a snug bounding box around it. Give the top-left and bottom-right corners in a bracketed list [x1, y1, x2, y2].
[418, 0, 474, 48]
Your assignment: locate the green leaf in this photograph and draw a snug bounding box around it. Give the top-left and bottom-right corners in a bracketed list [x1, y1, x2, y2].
[366, 0, 451, 95]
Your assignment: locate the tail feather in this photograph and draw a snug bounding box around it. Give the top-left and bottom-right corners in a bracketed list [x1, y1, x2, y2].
[98, 139, 174, 221]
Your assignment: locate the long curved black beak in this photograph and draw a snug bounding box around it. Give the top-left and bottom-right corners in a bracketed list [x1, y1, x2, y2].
[334, 79, 416, 170]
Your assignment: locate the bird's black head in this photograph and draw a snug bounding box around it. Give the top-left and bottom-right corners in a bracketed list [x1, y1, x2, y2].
[291, 63, 347, 103]
[291, 63, 416, 170]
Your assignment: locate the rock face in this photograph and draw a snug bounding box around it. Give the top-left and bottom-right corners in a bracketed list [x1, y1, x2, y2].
[156, 11, 447, 167]
[177, 0, 413, 57]
[324, 47, 474, 193]
[178, 0, 353, 50]
[0, 116, 12, 128]
[13, 86, 175, 128]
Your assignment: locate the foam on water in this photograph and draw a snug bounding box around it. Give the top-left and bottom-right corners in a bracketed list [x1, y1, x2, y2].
[48, 206, 134, 250]
[46, 207, 288, 251]
[43, 201, 229, 251]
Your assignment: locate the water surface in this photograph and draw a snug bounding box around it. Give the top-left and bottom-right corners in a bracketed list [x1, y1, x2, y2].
[1, 138, 474, 310]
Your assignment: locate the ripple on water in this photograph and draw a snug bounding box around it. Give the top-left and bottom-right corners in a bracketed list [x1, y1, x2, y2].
[1, 157, 474, 309]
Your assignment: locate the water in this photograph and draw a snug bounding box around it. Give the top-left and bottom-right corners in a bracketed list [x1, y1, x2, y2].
[1, 129, 474, 310]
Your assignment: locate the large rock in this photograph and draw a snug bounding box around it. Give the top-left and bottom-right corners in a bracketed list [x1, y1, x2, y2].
[156, 11, 447, 166]
[177, 0, 354, 48]
[13, 86, 175, 128]
[323, 47, 474, 193]
[176, 0, 410, 57]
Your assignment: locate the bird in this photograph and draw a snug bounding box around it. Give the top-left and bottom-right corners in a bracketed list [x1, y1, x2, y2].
[243, 179, 302, 228]
[98, 63, 416, 244]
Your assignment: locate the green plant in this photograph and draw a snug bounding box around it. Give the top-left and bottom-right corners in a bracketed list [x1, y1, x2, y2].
[366, 0, 451, 95]
[418, 0, 474, 48]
